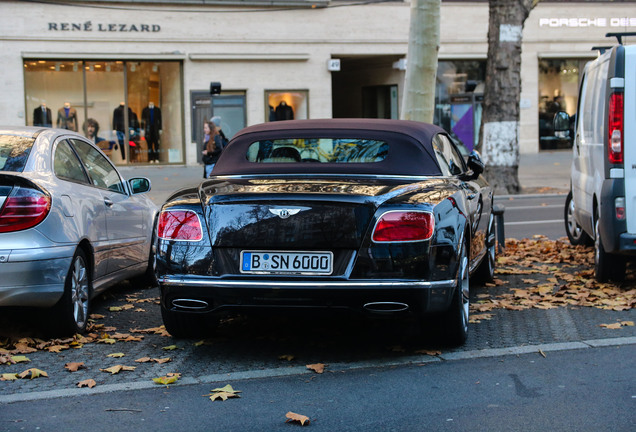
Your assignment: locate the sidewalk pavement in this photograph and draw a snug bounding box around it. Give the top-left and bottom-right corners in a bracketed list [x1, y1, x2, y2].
[118, 150, 573, 206]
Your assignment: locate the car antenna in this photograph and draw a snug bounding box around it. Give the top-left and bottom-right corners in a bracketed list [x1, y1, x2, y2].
[605, 31, 636, 45]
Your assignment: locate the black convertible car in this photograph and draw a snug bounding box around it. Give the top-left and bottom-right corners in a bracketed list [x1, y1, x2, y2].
[156, 119, 495, 345]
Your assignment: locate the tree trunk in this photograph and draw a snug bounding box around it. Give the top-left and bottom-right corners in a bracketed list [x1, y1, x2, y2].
[401, 0, 440, 123]
[478, 0, 536, 194]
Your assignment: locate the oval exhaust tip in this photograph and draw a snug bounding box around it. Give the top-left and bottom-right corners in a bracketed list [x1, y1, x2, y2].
[172, 299, 209, 310]
[363, 302, 409, 314]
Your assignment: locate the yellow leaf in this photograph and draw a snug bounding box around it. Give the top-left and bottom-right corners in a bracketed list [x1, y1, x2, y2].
[1, 373, 19, 381]
[286, 411, 310, 426]
[414, 349, 442, 356]
[211, 384, 241, 394]
[18, 368, 48, 379]
[600, 323, 622, 329]
[621, 321, 634, 327]
[65, 362, 86, 372]
[154, 357, 172, 364]
[109, 306, 122, 312]
[306, 363, 325, 374]
[97, 338, 117, 345]
[11, 355, 30, 363]
[162, 345, 178, 351]
[101, 365, 123, 374]
[135, 357, 152, 363]
[90, 314, 105, 319]
[77, 379, 97, 388]
[107, 353, 125, 358]
[153, 375, 179, 386]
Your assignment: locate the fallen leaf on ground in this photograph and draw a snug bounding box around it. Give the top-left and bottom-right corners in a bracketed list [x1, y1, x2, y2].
[415, 349, 442, 356]
[600, 323, 622, 329]
[1, 373, 19, 381]
[279, 354, 295, 361]
[77, 379, 97, 388]
[162, 345, 178, 351]
[206, 384, 241, 401]
[306, 363, 325, 374]
[65, 362, 86, 372]
[153, 373, 180, 386]
[285, 411, 310, 426]
[18, 368, 48, 379]
[107, 353, 125, 358]
[100, 365, 136, 374]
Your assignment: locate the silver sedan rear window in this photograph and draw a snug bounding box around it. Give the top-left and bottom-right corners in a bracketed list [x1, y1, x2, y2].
[0, 136, 35, 172]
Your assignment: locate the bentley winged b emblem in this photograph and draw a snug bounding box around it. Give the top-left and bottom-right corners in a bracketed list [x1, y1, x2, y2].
[269, 208, 302, 219]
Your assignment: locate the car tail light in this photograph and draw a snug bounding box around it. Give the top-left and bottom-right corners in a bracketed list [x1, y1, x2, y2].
[157, 210, 203, 241]
[608, 92, 624, 164]
[372, 211, 434, 242]
[0, 186, 51, 233]
[615, 197, 626, 220]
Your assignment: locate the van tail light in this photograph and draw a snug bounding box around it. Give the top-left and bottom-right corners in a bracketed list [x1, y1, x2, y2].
[0, 186, 51, 233]
[157, 209, 203, 241]
[372, 211, 434, 242]
[608, 92, 624, 164]
[615, 197, 626, 221]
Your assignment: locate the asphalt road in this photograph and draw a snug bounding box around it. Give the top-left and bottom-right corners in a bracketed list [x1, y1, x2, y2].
[1, 345, 634, 431]
[496, 194, 566, 240]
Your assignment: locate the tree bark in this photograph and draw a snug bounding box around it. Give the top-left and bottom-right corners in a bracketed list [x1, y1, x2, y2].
[401, 0, 440, 123]
[478, 0, 537, 194]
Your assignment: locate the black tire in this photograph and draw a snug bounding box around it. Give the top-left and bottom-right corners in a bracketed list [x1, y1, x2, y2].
[441, 243, 469, 346]
[130, 231, 158, 288]
[594, 218, 626, 282]
[474, 213, 496, 284]
[161, 305, 217, 339]
[50, 248, 91, 336]
[565, 191, 591, 246]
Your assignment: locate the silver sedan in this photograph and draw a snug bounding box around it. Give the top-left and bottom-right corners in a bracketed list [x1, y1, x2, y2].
[0, 127, 157, 335]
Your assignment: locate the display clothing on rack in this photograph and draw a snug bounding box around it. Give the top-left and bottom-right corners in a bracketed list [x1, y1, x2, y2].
[112, 104, 139, 161]
[57, 104, 78, 131]
[33, 105, 52, 127]
[275, 101, 294, 121]
[141, 103, 162, 163]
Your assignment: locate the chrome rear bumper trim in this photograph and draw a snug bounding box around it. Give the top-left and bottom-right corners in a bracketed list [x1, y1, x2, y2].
[158, 277, 455, 289]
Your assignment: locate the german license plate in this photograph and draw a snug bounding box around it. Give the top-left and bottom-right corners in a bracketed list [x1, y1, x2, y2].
[240, 251, 333, 275]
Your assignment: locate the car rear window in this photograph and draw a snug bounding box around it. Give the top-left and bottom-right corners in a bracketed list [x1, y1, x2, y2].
[246, 138, 388, 164]
[0, 135, 35, 172]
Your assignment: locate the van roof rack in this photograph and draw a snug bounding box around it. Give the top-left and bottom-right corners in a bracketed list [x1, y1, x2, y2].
[592, 46, 613, 54]
[606, 32, 636, 45]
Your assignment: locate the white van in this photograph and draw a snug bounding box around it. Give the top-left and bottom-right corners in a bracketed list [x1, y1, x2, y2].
[558, 33, 636, 282]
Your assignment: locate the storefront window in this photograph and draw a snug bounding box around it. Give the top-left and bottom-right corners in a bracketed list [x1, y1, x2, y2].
[538, 58, 586, 150]
[265, 90, 308, 122]
[24, 59, 183, 165]
[434, 61, 485, 152]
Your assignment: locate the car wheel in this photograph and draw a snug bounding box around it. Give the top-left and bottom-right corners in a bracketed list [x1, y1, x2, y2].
[50, 249, 91, 335]
[564, 192, 591, 246]
[441, 243, 469, 346]
[474, 213, 496, 283]
[594, 218, 626, 282]
[161, 305, 217, 339]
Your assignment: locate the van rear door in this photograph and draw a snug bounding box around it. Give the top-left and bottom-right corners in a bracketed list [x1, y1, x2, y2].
[624, 46, 636, 234]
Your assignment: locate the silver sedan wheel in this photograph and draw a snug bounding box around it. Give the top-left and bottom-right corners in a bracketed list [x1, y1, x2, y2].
[70, 254, 89, 330]
[567, 197, 583, 240]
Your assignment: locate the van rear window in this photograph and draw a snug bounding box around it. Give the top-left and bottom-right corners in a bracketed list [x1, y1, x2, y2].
[246, 138, 388, 164]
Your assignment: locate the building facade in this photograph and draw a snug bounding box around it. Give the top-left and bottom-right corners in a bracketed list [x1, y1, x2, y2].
[1, 0, 635, 166]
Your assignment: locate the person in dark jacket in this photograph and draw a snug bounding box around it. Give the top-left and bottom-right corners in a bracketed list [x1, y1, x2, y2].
[202, 120, 222, 178]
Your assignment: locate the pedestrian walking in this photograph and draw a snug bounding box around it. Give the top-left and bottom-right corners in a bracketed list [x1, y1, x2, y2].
[202, 120, 222, 178]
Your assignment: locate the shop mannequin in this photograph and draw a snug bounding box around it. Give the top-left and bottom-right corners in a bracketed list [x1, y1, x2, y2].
[275, 101, 294, 121]
[57, 102, 78, 131]
[33, 103, 52, 127]
[112, 102, 138, 161]
[141, 101, 162, 163]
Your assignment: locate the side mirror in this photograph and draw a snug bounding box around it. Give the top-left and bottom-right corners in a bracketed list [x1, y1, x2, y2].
[460, 151, 485, 181]
[467, 151, 485, 176]
[553, 111, 570, 132]
[128, 177, 151, 194]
